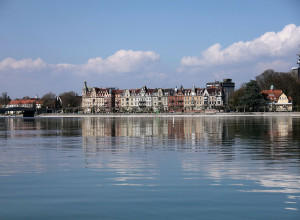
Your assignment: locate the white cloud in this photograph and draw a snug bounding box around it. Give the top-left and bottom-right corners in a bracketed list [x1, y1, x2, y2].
[181, 24, 300, 67]
[79, 50, 160, 75]
[0, 57, 47, 71]
[255, 60, 292, 72]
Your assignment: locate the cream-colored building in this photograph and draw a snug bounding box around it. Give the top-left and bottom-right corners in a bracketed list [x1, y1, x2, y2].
[152, 88, 168, 112]
[120, 89, 140, 111]
[261, 86, 293, 112]
[275, 93, 293, 112]
[184, 86, 224, 111]
[120, 86, 169, 112]
[82, 81, 114, 113]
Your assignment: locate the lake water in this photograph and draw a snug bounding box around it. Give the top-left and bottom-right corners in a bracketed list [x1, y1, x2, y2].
[0, 116, 300, 219]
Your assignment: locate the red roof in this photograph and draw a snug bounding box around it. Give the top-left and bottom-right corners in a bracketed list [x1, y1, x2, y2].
[8, 99, 42, 105]
[261, 89, 282, 100]
[113, 90, 124, 94]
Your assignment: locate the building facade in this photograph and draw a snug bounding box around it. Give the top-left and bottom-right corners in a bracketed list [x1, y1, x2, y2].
[82, 81, 115, 113]
[168, 86, 184, 112]
[261, 86, 293, 112]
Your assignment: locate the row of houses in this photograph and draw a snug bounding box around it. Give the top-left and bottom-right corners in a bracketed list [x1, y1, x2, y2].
[1, 80, 293, 114]
[81, 79, 235, 113]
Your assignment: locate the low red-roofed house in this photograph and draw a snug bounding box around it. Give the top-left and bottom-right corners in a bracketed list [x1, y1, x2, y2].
[6, 99, 42, 109]
[261, 85, 292, 112]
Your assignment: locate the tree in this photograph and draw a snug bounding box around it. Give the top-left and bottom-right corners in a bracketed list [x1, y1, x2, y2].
[0, 92, 11, 107]
[229, 84, 246, 111]
[22, 96, 31, 100]
[239, 80, 265, 112]
[42, 92, 56, 108]
[256, 69, 300, 110]
[59, 91, 81, 112]
[256, 69, 295, 95]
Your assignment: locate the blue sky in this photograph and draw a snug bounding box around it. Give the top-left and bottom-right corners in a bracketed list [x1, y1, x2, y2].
[0, 0, 299, 98]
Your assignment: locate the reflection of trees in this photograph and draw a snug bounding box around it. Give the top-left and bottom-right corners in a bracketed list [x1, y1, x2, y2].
[231, 116, 299, 162]
[0, 118, 82, 139]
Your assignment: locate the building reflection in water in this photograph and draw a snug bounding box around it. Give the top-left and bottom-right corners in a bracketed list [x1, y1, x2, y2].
[81, 116, 300, 159]
[82, 117, 237, 153]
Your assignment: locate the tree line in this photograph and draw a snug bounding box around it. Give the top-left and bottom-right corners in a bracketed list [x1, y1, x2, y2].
[230, 69, 300, 111]
[0, 91, 81, 112]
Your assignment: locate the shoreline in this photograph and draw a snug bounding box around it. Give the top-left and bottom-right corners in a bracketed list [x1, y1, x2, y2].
[37, 112, 300, 118]
[1, 112, 300, 118]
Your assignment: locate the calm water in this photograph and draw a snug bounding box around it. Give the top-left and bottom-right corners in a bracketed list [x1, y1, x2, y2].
[0, 116, 300, 219]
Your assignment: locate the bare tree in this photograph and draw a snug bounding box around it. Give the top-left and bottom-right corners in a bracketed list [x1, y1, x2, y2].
[256, 69, 300, 110]
[0, 92, 11, 107]
[59, 91, 81, 112]
[42, 92, 57, 108]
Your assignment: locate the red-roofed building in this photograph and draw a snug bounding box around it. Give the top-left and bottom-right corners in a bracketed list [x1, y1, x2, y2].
[6, 99, 42, 109]
[261, 85, 292, 112]
[168, 86, 184, 112]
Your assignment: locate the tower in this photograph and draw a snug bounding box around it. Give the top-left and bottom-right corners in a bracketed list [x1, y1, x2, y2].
[297, 52, 300, 78]
[222, 79, 235, 106]
[291, 52, 300, 78]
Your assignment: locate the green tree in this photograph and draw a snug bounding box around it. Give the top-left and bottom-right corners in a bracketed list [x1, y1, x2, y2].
[42, 92, 56, 108]
[239, 80, 265, 112]
[0, 92, 11, 107]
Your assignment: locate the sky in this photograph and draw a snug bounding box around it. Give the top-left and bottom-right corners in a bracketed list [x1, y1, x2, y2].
[0, 0, 299, 98]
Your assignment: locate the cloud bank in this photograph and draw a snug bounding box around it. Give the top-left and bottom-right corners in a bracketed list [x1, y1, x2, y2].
[0, 57, 47, 71]
[0, 50, 160, 75]
[181, 24, 300, 67]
